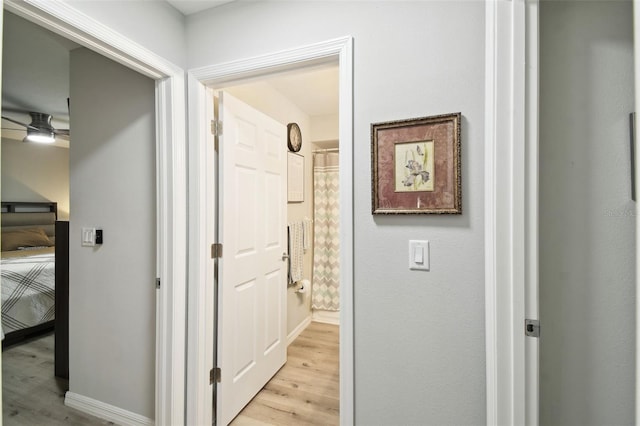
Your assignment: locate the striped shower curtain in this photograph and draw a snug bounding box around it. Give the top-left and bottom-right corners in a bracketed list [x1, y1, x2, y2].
[312, 152, 340, 311]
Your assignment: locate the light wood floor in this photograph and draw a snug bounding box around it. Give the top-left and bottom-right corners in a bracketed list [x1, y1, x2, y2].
[2, 332, 111, 426]
[230, 321, 340, 426]
[2, 322, 339, 426]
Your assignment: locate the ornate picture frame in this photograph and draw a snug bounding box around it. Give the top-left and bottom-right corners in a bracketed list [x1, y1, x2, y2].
[371, 112, 461, 214]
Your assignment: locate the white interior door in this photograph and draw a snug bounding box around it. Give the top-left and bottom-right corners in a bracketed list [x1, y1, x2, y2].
[216, 91, 288, 426]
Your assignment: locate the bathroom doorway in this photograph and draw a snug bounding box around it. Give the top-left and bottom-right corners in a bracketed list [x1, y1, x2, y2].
[215, 65, 341, 424]
[185, 37, 354, 426]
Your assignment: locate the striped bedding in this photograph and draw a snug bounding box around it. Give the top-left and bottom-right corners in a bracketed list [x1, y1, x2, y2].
[1, 247, 55, 337]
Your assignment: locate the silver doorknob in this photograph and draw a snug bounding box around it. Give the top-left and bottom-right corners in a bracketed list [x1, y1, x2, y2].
[282, 253, 289, 261]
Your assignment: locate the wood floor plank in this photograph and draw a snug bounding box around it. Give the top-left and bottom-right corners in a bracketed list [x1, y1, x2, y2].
[230, 321, 339, 426]
[2, 332, 112, 426]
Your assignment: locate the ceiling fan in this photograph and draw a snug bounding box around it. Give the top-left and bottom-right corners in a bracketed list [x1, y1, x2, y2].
[1, 111, 70, 143]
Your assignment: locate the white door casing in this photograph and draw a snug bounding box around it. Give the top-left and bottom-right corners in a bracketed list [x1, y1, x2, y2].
[485, 0, 539, 425]
[216, 91, 288, 425]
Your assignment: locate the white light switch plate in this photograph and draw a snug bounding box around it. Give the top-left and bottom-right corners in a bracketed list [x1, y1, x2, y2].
[82, 227, 96, 247]
[409, 240, 430, 271]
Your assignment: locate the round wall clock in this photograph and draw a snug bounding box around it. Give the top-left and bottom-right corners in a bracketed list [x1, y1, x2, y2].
[287, 122, 302, 152]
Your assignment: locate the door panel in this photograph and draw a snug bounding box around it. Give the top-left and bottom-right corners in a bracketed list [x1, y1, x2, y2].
[217, 91, 287, 426]
[265, 173, 281, 247]
[264, 269, 283, 352]
[234, 167, 258, 254]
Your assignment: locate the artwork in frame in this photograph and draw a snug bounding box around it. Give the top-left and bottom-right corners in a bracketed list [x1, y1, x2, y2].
[371, 112, 461, 214]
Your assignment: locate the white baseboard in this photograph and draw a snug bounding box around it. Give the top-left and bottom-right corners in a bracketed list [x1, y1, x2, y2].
[287, 315, 312, 346]
[65, 392, 153, 426]
[312, 309, 340, 325]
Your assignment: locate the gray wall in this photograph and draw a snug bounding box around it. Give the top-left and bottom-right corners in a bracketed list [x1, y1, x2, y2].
[1, 139, 70, 220]
[539, 2, 635, 425]
[67, 0, 186, 68]
[69, 47, 156, 419]
[188, 2, 486, 424]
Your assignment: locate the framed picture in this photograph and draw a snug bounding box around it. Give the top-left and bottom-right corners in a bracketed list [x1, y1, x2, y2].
[371, 112, 461, 214]
[287, 152, 304, 203]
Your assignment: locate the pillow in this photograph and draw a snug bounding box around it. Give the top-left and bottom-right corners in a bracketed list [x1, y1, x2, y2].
[1, 227, 54, 252]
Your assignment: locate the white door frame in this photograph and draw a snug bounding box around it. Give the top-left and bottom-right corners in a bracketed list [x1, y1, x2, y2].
[186, 36, 354, 425]
[485, 0, 539, 424]
[1, 1, 187, 424]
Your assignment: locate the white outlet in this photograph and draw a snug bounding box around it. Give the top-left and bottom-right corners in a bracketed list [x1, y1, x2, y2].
[409, 240, 429, 271]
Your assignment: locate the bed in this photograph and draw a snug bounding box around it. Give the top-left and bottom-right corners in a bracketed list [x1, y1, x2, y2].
[1, 201, 70, 378]
[1, 202, 58, 345]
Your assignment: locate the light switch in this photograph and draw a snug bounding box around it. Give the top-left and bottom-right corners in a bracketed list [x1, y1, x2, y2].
[414, 246, 424, 264]
[409, 240, 429, 271]
[82, 227, 96, 247]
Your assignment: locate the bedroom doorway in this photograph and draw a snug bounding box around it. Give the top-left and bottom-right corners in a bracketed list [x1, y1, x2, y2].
[186, 37, 353, 425]
[1, 12, 157, 424]
[0, 2, 186, 424]
[1, 10, 74, 421]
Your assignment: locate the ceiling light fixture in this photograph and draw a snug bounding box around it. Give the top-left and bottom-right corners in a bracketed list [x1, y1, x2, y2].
[23, 112, 56, 144]
[24, 128, 56, 144]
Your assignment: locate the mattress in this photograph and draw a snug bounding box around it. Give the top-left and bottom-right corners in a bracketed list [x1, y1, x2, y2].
[1, 247, 55, 336]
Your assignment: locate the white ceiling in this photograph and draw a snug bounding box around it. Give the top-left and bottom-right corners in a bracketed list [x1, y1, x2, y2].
[1, 8, 337, 148]
[262, 66, 338, 117]
[165, 0, 235, 15]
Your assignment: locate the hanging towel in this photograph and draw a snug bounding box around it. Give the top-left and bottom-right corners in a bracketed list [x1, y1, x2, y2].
[288, 221, 304, 283]
[302, 218, 312, 251]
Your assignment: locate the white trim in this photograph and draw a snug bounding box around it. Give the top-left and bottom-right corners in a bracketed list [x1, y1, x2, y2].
[337, 38, 355, 426]
[65, 392, 154, 426]
[187, 36, 354, 426]
[186, 77, 215, 426]
[484, 3, 499, 421]
[485, 1, 529, 425]
[192, 37, 348, 87]
[154, 73, 188, 426]
[312, 310, 340, 325]
[4, 2, 188, 425]
[287, 316, 312, 346]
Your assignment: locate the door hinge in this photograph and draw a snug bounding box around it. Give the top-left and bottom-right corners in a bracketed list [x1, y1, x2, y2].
[525, 319, 540, 338]
[211, 120, 222, 136]
[211, 120, 221, 153]
[211, 243, 223, 259]
[156, 278, 160, 289]
[210, 367, 221, 384]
